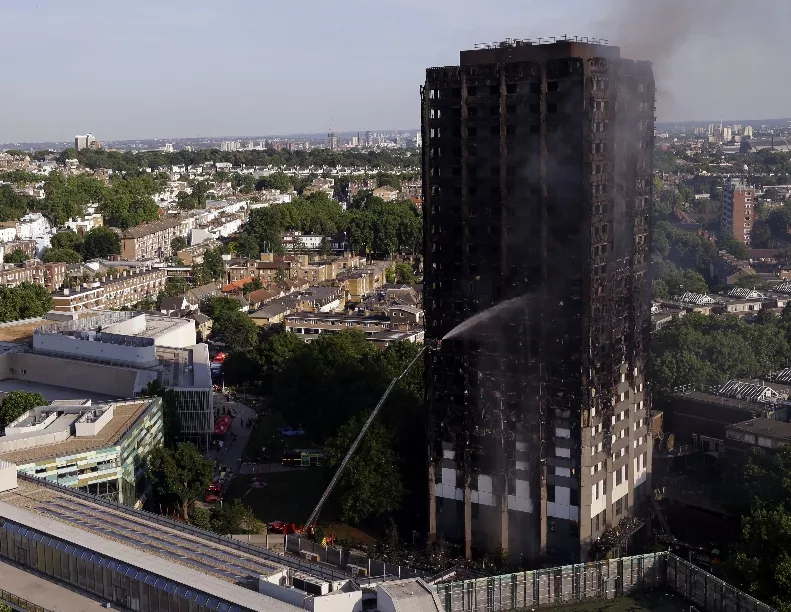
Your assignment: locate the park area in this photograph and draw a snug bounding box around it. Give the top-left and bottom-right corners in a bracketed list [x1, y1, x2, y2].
[224, 408, 378, 545]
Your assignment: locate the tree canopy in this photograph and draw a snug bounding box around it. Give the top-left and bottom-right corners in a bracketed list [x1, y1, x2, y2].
[223, 329, 425, 524]
[81, 226, 121, 259]
[729, 446, 791, 611]
[146, 443, 213, 520]
[0, 391, 47, 427]
[326, 417, 403, 522]
[649, 312, 790, 402]
[0, 282, 53, 322]
[237, 191, 421, 257]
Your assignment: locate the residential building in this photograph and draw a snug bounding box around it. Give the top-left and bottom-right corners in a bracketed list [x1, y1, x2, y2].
[373, 185, 400, 201]
[670, 382, 789, 453]
[721, 180, 756, 245]
[281, 231, 328, 252]
[51, 267, 167, 311]
[245, 287, 280, 309]
[338, 263, 389, 302]
[297, 262, 333, 284]
[225, 258, 256, 284]
[185, 281, 223, 306]
[423, 40, 655, 563]
[177, 239, 222, 265]
[0, 261, 66, 292]
[726, 417, 791, 455]
[283, 312, 424, 347]
[255, 258, 298, 284]
[0, 398, 162, 505]
[74, 134, 96, 151]
[0, 213, 51, 241]
[710, 251, 755, 285]
[249, 301, 294, 326]
[120, 218, 183, 260]
[102, 267, 168, 309]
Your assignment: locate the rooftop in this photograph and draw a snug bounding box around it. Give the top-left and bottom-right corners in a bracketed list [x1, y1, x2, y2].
[0, 317, 43, 343]
[120, 218, 181, 239]
[0, 483, 297, 612]
[0, 400, 153, 465]
[729, 417, 791, 440]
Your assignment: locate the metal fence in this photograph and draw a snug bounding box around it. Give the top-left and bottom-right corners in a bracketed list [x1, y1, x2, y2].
[667, 554, 773, 612]
[0, 587, 52, 612]
[433, 552, 776, 612]
[285, 534, 425, 583]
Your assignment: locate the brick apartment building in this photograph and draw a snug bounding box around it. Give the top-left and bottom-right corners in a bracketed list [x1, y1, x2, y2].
[121, 219, 183, 260]
[0, 261, 66, 292]
[721, 180, 755, 245]
[51, 268, 167, 311]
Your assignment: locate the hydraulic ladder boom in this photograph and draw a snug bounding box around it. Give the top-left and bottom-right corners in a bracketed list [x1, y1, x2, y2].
[304, 346, 426, 529]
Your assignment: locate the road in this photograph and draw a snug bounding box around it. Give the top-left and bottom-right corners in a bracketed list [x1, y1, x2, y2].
[209, 393, 257, 476]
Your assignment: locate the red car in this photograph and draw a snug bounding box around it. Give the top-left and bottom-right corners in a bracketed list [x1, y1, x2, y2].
[207, 482, 222, 493]
[205, 493, 223, 503]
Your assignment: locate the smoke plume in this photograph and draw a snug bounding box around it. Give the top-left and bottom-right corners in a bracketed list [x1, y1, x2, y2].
[592, 0, 790, 121]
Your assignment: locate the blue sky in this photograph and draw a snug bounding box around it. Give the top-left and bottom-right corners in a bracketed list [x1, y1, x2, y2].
[0, 0, 788, 142]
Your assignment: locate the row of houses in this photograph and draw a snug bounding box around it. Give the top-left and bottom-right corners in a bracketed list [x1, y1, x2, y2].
[49, 267, 168, 311]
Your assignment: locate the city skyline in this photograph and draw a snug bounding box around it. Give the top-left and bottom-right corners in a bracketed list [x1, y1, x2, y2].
[1, 0, 788, 143]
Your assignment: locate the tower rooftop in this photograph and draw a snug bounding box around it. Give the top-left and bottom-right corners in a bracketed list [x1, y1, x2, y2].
[460, 37, 621, 66]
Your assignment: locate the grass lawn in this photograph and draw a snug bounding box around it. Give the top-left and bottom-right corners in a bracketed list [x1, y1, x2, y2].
[225, 469, 378, 546]
[240, 411, 319, 464]
[550, 591, 691, 612]
[225, 469, 334, 526]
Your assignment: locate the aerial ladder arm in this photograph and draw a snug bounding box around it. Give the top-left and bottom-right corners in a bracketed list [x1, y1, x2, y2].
[304, 346, 427, 529]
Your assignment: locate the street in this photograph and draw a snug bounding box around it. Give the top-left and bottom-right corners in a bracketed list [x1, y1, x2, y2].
[209, 392, 257, 476]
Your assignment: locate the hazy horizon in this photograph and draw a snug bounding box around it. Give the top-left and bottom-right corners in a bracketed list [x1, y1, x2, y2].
[1, 0, 788, 143]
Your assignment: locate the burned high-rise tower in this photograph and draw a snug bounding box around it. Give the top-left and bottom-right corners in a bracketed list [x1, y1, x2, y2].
[422, 39, 654, 564]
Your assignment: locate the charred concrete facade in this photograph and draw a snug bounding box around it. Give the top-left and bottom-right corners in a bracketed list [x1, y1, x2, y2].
[422, 40, 654, 564]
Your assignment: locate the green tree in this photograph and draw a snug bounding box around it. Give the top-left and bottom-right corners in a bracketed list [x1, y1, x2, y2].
[325, 416, 403, 522]
[50, 229, 83, 252]
[146, 443, 213, 520]
[162, 276, 188, 298]
[201, 296, 241, 318]
[255, 171, 292, 193]
[43, 247, 82, 264]
[0, 282, 53, 322]
[210, 499, 265, 534]
[242, 277, 263, 295]
[0, 390, 47, 427]
[212, 309, 258, 351]
[171, 236, 188, 255]
[721, 235, 750, 260]
[393, 261, 416, 284]
[81, 226, 121, 259]
[3, 249, 26, 264]
[319, 237, 333, 257]
[189, 506, 213, 530]
[729, 446, 791, 610]
[732, 273, 767, 290]
[751, 221, 772, 249]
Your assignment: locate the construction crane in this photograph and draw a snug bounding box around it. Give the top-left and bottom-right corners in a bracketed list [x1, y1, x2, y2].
[303, 345, 428, 530]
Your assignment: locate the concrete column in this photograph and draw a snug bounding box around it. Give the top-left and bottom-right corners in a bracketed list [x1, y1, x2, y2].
[464, 481, 472, 559]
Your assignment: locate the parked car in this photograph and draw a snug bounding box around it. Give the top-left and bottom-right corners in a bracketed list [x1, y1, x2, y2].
[205, 493, 223, 503]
